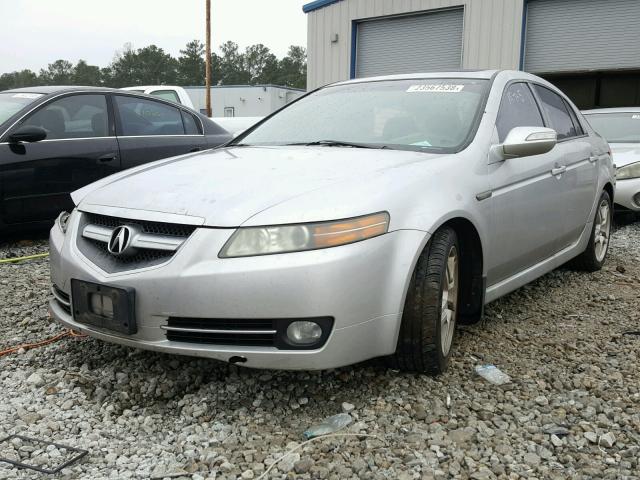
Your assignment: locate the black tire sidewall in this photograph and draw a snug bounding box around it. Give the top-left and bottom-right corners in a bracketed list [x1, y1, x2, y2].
[428, 228, 460, 372]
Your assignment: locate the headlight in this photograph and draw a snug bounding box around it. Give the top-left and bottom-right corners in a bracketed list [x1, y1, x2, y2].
[219, 212, 390, 258]
[56, 211, 71, 234]
[617, 162, 640, 180]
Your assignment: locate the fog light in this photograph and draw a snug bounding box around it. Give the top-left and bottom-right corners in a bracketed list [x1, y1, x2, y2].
[633, 192, 640, 208]
[286, 321, 322, 345]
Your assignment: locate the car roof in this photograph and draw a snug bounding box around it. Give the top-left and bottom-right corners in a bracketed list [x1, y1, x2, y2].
[582, 107, 640, 114]
[333, 70, 500, 86]
[2, 85, 118, 94]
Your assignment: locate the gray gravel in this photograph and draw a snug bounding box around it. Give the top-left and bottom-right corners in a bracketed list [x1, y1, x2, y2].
[1, 224, 639, 479]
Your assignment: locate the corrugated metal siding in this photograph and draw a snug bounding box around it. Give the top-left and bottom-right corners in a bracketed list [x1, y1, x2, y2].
[306, 0, 524, 89]
[525, 0, 640, 73]
[355, 8, 464, 77]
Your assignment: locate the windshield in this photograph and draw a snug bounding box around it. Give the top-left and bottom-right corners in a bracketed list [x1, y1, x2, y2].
[237, 78, 489, 152]
[584, 112, 640, 143]
[0, 92, 43, 124]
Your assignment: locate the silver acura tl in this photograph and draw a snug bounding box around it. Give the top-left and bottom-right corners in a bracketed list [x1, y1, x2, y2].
[49, 70, 615, 374]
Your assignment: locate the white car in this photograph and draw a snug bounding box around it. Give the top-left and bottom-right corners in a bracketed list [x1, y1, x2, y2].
[583, 108, 640, 213]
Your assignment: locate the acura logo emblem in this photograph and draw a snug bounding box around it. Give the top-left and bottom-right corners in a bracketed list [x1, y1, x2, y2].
[108, 226, 132, 256]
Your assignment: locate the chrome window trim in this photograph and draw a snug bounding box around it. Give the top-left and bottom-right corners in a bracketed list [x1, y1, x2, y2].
[0, 134, 207, 145]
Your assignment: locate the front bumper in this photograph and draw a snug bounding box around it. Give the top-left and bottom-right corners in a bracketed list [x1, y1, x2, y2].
[614, 178, 640, 212]
[49, 211, 426, 370]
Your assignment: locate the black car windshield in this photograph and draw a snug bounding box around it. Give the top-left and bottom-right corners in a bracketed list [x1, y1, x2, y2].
[585, 112, 640, 143]
[0, 92, 43, 124]
[236, 78, 489, 152]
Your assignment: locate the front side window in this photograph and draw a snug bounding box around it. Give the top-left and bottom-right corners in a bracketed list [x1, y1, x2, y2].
[114, 96, 184, 136]
[533, 85, 578, 140]
[0, 92, 43, 124]
[584, 112, 640, 143]
[236, 78, 489, 152]
[22, 94, 108, 140]
[496, 83, 545, 142]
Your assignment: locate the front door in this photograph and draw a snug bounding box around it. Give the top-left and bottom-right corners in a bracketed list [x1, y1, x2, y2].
[0, 93, 119, 225]
[485, 82, 566, 285]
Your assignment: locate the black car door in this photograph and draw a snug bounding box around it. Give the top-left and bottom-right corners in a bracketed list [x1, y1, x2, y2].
[0, 93, 120, 226]
[112, 94, 211, 169]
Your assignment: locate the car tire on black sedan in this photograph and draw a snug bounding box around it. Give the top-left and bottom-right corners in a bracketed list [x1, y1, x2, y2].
[391, 226, 460, 375]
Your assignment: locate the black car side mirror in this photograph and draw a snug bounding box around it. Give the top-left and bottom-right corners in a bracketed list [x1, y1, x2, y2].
[9, 125, 47, 143]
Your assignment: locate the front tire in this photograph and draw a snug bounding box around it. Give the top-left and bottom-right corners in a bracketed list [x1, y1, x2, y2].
[391, 227, 460, 374]
[571, 190, 612, 272]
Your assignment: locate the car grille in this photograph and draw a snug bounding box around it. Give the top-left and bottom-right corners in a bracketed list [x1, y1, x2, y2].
[51, 285, 71, 316]
[163, 318, 277, 347]
[76, 212, 197, 273]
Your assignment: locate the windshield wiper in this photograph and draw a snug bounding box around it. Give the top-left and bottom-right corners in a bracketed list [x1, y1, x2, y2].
[286, 140, 387, 149]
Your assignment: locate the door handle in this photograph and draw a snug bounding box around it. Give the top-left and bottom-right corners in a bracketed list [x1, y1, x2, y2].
[551, 166, 567, 176]
[189, 147, 202, 153]
[97, 153, 118, 163]
[589, 155, 598, 163]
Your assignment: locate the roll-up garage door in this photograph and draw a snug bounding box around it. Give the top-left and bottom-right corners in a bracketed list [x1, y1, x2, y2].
[355, 8, 463, 78]
[524, 0, 640, 73]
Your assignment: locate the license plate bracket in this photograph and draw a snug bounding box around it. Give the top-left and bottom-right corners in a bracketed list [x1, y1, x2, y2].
[71, 279, 136, 334]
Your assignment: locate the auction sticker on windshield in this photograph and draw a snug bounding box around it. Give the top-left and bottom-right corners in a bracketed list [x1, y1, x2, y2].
[407, 84, 465, 93]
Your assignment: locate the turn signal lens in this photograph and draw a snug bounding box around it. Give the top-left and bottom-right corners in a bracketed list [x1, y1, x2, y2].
[219, 212, 390, 258]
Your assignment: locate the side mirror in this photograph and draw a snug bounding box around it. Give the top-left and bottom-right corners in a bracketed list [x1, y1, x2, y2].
[8, 125, 47, 143]
[497, 126, 557, 159]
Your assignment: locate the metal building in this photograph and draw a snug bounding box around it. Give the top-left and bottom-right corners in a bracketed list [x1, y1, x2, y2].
[184, 85, 305, 117]
[304, 0, 640, 108]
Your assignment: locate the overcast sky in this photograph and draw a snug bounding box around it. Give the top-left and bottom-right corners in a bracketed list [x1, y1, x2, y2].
[0, 0, 309, 74]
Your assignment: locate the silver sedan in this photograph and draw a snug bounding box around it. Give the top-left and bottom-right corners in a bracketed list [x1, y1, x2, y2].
[583, 108, 640, 214]
[49, 70, 615, 374]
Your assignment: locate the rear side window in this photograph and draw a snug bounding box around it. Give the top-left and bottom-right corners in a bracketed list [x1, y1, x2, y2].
[150, 90, 180, 104]
[23, 94, 108, 140]
[114, 96, 184, 136]
[181, 111, 201, 135]
[496, 83, 545, 142]
[532, 85, 578, 140]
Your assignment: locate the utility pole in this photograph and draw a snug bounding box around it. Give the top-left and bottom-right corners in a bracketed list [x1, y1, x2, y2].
[205, 0, 212, 117]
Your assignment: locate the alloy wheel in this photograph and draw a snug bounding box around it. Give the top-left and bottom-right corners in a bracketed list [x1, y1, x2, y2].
[594, 198, 611, 262]
[440, 245, 459, 356]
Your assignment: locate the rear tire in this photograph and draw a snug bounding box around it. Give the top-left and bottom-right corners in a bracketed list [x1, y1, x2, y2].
[390, 227, 460, 374]
[571, 190, 612, 272]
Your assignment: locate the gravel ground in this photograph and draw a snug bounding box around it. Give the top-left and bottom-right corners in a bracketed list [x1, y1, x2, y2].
[1, 223, 639, 480]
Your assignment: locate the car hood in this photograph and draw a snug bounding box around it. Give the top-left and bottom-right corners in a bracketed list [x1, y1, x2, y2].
[609, 143, 640, 168]
[76, 146, 446, 227]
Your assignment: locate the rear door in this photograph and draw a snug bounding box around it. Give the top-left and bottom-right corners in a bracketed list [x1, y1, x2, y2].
[531, 84, 596, 248]
[112, 94, 210, 169]
[486, 82, 566, 284]
[0, 93, 119, 225]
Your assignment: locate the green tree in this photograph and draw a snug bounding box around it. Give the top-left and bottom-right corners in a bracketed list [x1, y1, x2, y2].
[39, 59, 74, 85]
[72, 60, 102, 86]
[107, 43, 177, 87]
[0, 70, 39, 90]
[277, 46, 307, 89]
[219, 41, 250, 85]
[244, 44, 279, 85]
[177, 40, 206, 85]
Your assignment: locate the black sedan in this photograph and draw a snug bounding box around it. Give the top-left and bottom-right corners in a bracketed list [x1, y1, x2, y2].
[0, 86, 231, 234]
